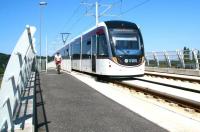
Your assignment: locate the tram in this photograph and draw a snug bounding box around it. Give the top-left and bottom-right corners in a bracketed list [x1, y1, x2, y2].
[57, 20, 145, 77]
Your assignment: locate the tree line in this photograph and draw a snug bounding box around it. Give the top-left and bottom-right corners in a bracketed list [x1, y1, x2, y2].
[0, 53, 10, 74]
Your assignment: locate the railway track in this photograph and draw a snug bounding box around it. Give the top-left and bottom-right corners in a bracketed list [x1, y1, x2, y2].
[73, 70, 200, 113]
[106, 73, 200, 113]
[134, 77, 200, 93]
[145, 71, 200, 83]
[71, 70, 200, 131]
[111, 79, 200, 113]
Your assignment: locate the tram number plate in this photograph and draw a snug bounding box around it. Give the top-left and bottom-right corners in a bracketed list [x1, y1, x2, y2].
[124, 59, 137, 63]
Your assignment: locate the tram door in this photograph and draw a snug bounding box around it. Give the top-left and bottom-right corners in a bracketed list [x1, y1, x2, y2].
[91, 35, 96, 72]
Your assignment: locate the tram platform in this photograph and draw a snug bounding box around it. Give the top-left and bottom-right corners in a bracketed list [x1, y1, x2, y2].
[35, 70, 167, 132]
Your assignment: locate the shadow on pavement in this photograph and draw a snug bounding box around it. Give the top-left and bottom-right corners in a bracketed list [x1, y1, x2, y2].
[14, 72, 35, 130]
[34, 71, 50, 132]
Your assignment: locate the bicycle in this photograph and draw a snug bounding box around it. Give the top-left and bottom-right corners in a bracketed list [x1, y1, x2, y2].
[56, 63, 61, 74]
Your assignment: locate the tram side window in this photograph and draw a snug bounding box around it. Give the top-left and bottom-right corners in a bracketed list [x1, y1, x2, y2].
[97, 34, 109, 58]
[70, 43, 73, 57]
[82, 38, 91, 59]
[72, 42, 81, 59]
[63, 50, 66, 59]
[65, 48, 69, 59]
[92, 35, 96, 55]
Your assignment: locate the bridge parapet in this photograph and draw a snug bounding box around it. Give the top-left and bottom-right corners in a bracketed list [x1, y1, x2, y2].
[145, 49, 200, 70]
[0, 26, 36, 131]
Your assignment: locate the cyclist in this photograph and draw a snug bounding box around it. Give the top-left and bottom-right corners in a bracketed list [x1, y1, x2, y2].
[54, 52, 62, 73]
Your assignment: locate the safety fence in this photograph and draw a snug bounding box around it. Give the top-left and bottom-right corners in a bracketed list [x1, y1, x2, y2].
[145, 49, 200, 70]
[0, 26, 36, 131]
[36, 58, 47, 71]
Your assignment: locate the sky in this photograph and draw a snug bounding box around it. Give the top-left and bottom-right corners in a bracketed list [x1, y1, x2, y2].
[0, 0, 200, 55]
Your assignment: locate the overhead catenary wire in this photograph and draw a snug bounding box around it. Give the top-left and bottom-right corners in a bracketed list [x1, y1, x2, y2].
[59, 0, 121, 37]
[69, 19, 94, 40]
[56, 0, 119, 43]
[50, 5, 80, 33]
[50, 0, 151, 55]
[60, 4, 82, 31]
[52, 0, 93, 42]
[120, 0, 150, 16]
[67, 14, 85, 37]
[65, 0, 150, 34]
[49, 2, 83, 55]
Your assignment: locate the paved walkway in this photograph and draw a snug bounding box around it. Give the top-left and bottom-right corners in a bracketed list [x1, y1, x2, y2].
[35, 70, 167, 132]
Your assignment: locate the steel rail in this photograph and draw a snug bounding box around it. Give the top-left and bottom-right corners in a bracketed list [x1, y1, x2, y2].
[134, 78, 200, 93]
[110, 80, 200, 112]
[72, 70, 200, 112]
[145, 72, 200, 83]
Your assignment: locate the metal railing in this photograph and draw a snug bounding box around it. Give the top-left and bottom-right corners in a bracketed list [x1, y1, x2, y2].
[0, 26, 36, 131]
[36, 58, 47, 71]
[145, 49, 200, 70]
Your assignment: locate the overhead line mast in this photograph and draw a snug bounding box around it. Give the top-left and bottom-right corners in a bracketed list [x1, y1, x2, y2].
[81, 1, 117, 27]
[95, 1, 98, 26]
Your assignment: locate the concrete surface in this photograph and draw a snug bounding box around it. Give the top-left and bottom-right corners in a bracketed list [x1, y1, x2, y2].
[35, 70, 167, 132]
[71, 71, 200, 132]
